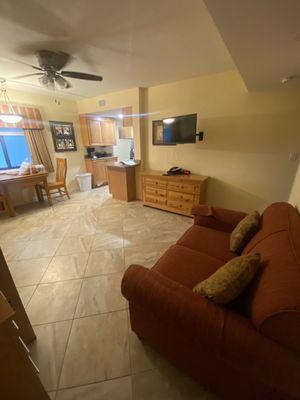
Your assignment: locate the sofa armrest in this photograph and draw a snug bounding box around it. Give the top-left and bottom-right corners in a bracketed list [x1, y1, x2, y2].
[122, 265, 300, 397]
[191, 204, 247, 232]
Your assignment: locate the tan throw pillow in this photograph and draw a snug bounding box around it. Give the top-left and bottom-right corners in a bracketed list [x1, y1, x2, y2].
[230, 211, 260, 253]
[193, 253, 261, 305]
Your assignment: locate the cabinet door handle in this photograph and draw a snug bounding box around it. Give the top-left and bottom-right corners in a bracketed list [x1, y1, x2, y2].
[12, 320, 19, 330]
[19, 336, 30, 353]
[28, 356, 40, 373]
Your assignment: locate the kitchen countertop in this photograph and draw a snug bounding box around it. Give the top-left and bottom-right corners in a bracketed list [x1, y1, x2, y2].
[85, 156, 117, 161]
[106, 161, 140, 170]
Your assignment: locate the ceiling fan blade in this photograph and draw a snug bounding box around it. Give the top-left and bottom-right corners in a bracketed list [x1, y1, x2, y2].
[10, 73, 44, 80]
[0, 56, 44, 71]
[36, 50, 71, 71]
[55, 75, 72, 89]
[61, 71, 103, 81]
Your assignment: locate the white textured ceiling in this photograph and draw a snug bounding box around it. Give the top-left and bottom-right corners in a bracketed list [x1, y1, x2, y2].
[0, 0, 234, 98]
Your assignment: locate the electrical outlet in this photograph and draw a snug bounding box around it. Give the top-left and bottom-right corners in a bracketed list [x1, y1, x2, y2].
[289, 152, 299, 162]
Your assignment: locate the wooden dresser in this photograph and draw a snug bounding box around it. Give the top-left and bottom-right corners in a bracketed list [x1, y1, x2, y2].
[0, 248, 49, 399]
[141, 171, 208, 216]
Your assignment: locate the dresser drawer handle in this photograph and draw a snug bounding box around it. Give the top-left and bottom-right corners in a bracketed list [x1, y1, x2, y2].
[12, 320, 19, 330]
[19, 336, 30, 353]
[28, 356, 40, 373]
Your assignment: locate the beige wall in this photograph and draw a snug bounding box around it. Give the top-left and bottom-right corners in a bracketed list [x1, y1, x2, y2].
[4, 89, 84, 205]
[289, 163, 300, 209]
[144, 70, 300, 212]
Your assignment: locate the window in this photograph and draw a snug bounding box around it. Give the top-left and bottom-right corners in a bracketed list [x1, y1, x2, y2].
[0, 130, 32, 170]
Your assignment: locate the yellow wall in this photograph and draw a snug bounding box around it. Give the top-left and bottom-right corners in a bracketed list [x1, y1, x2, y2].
[144, 71, 300, 212]
[289, 163, 300, 210]
[4, 89, 84, 205]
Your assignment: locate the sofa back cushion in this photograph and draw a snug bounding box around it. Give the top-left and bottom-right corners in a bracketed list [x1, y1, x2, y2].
[241, 202, 300, 353]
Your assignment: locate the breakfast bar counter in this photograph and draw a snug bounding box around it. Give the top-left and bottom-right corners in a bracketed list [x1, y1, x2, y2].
[107, 162, 137, 202]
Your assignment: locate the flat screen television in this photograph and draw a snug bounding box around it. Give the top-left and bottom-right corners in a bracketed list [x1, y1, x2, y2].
[152, 113, 197, 145]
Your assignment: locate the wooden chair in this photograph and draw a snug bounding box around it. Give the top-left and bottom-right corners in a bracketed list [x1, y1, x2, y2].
[0, 194, 10, 216]
[38, 158, 70, 205]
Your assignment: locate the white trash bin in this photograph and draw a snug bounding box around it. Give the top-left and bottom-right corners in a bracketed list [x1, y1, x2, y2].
[76, 173, 92, 192]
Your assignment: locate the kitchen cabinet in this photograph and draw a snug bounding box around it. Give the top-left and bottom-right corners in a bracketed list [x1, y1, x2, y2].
[80, 116, 117, 146]
[122, 106, 133, 128]
[118, 126, 134, 139]
[85, 157, 118, 187]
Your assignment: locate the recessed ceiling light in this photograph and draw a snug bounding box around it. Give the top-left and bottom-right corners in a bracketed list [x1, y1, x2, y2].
[281, 76, 293, 84]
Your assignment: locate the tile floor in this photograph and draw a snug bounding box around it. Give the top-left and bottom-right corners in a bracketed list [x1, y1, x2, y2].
[0, 187, 217, 400]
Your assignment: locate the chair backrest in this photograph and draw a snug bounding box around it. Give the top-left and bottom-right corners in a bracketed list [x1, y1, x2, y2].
[241, 202, 300, 353]
[56, 158, 67, 183]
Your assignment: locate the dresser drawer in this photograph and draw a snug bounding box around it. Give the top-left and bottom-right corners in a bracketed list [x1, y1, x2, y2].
[168, 182, 200, 194]
[145, 194, 167, 205]
[144, 178, 167, 189]
[145, 187, 167, 197]
[168, 190, 194, 203]
[167, 199, 192, 213]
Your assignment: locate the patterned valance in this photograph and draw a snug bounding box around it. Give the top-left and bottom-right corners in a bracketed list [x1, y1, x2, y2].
[0, 103, 44, 130]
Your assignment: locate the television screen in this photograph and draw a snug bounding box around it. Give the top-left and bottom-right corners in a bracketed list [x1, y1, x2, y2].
[152, 114, 197, 145]
[163, 114, 197, 144]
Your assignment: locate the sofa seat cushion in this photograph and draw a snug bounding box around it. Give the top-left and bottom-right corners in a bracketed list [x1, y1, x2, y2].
[152, 244, 223, 289]
[177, 225, 235, 262]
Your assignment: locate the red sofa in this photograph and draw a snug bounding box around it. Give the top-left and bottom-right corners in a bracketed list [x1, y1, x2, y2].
[121, 202, 300, 400]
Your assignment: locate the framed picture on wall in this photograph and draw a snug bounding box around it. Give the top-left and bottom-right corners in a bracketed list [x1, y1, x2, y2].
[50, 121, 77, 152]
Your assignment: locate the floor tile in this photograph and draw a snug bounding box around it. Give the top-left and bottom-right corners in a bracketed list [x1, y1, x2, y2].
[85, 249, 124, 276]
[59, 311, 130, 388]
[124, 243, 173, 269]
[92, 225, 123, 251]
[17, 285, 37, 307]
[30, 321, 72, 391]
[27, 280, 82, 325]
[29, 223, 71, 241]
[75, 273, 126, 317]
[0, 241, 27, 261]
[17, 239, 62, 260]
[130, 331, 168, 374]
[56, 376, 132, 400]
[42, 254, 89, 283]
[8, 258, 51, 286]
[65, 219, 96, 237]
[56, 236, 92, 255]
[132, 364, 217, 400]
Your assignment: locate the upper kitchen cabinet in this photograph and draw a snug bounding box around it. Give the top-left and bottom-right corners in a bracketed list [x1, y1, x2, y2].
[118, 106, 134, 139]
[80, 116, 117, 146]
[122, 106, 133, 127]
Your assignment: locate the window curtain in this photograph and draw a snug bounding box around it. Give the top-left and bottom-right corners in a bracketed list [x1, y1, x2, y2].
[24, 129, 54, 172]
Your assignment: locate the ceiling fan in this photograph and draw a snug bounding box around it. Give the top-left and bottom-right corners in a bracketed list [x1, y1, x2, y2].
[12, 50, 103, 89]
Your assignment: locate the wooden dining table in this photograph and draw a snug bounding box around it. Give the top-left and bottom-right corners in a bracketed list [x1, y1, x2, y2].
[0, 171, 50, 217]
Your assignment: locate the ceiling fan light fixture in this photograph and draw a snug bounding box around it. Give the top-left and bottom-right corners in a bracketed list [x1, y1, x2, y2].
[0, 80, 23, 124]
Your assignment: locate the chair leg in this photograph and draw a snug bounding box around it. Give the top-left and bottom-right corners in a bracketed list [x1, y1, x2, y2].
[35, 185, 44, 202]
[58, 188, 63, 198]
[45, 187, 53, 206]
[64, 185, 70, 199]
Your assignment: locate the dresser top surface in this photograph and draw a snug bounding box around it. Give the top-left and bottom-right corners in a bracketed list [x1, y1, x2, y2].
[141, 170, 208, 182]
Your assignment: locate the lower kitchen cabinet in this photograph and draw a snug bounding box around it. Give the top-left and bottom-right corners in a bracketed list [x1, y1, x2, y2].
[85, 157, 118, 187]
